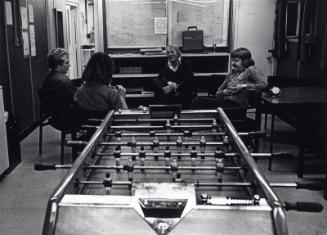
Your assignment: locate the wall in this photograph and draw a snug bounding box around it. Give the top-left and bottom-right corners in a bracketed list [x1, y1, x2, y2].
[0, 0, 48, 138]
[231, 0, 276, 79]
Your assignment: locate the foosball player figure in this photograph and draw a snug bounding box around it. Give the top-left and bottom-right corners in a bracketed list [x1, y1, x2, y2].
[175, 172, 182, 182]
[176, 136, 183, 160]
[173, 114, 179, 126]
[216, 158, 224, 182]
[129, 136, 137, 153]
[183, 130, 192, 149]
[170, 158, 178, 181]
[115, 130, 122, 142]
[165, 120, 171, 140]
[212, 119, 218, 133]
[164, 146, 172, 172]
[252, 194, 261, 205]
[139, 146, 146, 172]
[190, 146, 197, 171]
[152, 137, 160, 160]
[199, 136, 206, 158]
[214, 147, 225, 163]
[149, 130, 156, 141]
[114, 146, 121, 172]
[103, 172, 112, 194]
[223, 136, 230, 152]
[124, 158, 135, 181]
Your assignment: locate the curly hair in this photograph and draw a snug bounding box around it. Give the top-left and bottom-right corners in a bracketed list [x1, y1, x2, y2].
[166, 45, 181, 58]
[231, 47, 255, 68]
[82, 52, 115, 85]
[47, 48, 69, 70]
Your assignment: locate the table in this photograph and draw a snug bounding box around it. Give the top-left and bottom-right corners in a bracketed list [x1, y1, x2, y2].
[260, 87, 327, 178]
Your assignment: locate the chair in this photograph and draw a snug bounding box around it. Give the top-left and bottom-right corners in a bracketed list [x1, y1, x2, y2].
[38, 89, 81, 164]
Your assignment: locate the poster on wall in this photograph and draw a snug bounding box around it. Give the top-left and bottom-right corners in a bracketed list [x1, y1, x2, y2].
[5, 1, 13, 25]
[20, 6, 28, 29]
[22, 30, 30, 57]
[29, 25, 36, 56]
[28, 4, 34, 23]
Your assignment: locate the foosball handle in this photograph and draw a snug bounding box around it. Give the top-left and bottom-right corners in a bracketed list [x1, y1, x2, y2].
[296, 182, 323, 191]
[34, 163, 56, 171]
[284, 201, 323, 212]
[271, 152, 293, 158]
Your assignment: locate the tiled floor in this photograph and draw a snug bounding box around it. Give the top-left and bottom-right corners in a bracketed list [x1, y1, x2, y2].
[0, 115, 326, 235]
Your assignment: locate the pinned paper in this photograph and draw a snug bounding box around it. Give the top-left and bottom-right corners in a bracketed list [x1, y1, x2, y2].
[154, 17, 167, 34]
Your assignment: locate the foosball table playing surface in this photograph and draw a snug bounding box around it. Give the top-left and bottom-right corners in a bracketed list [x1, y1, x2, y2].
[38, 107, 323, 235]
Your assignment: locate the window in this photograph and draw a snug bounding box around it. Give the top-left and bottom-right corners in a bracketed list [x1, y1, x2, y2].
[285, 1, 301, 39]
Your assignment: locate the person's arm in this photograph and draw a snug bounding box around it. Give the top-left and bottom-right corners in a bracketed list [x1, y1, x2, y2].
[175, 60, 193, 89]
[116, 85, 128, 109]
[107, 85, 128, 110]
[246, 67, 267, 91]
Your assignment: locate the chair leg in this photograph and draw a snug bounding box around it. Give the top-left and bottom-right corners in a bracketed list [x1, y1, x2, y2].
[264, 114, 268, 131]
[71, 132, 78, 162]
[39, 124, 43, 157]
[60, 132, 65, 164]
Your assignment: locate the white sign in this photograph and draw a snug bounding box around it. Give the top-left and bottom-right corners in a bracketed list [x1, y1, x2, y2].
[154, 17, 167, 34]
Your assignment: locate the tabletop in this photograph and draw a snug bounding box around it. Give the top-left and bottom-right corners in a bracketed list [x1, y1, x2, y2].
[262, 87, 327, 106]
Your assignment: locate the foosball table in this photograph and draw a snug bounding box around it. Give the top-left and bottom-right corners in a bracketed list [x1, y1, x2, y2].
[36, 106, 323, 235]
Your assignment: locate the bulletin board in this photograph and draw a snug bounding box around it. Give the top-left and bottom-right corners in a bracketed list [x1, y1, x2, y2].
[105, 0, 230, 48]
[168, 0, 230, 47]
[106, 0, 167, 48]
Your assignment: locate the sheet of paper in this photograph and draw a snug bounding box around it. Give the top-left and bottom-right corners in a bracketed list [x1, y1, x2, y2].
[5, 1, 13, 25]
[29, 25, 36, 56]
[20, 6, 28, 29]
[22, 31, 30, 56]
[154, 17, 167, 34]
[28, 4, 34, 23]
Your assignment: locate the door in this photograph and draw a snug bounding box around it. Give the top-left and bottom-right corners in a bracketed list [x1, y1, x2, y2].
[232, 0, 276, 78]
[65, 3, 81, 79]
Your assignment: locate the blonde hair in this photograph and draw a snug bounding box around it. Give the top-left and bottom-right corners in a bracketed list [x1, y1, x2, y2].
[166, 45, 181, 57]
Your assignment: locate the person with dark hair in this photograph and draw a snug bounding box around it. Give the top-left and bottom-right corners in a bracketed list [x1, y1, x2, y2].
[191, 47, 267, 118]
[153, 45, 195, 108]
[42, 48, 76, 110]
[75, 52, 128, 112]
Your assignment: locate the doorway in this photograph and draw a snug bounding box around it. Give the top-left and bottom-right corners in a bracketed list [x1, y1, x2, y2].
[65, 3, 81, 79]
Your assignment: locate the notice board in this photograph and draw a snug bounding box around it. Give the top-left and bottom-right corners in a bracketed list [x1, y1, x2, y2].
[106, 0, 167, 48]
[105, 0, 230, 48]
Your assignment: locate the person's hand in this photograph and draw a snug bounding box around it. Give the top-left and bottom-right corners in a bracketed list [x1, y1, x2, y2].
[116, 85, 126, 97]
[228, 84, 247, 93]
[215, 90, 224, 100]
[167, 81, 178, 91]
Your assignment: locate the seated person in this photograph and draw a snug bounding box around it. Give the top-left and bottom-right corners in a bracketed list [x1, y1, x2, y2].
[153, 45, 195, 108]
[191, 47, 267, 119]
[75, 52, 128, 118]
[41, 48, 80, 130]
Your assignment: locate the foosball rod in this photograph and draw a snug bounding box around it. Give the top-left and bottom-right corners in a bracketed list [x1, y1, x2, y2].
[97, 141, 224, 146]
[110, 125, 220, 130]
[94, 151, 291, 159]
[104, 131, 265, 138]
[112, 118, 215, 123]
[67, 177, 324, 191]
[34, 163, 240, 171]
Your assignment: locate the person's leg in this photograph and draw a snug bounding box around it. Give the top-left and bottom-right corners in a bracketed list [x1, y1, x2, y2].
[190, 97, 221, 109]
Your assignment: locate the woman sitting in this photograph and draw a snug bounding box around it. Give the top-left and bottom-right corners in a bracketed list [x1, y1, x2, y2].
[153, 45, 195, 108]
[75, 52, 128, 118]
[191, 47, 267, 118]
